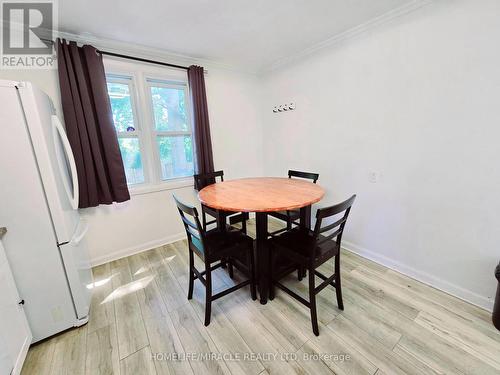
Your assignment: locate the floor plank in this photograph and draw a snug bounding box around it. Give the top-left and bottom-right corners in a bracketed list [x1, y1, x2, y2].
[109, 257, 149, 360]
[218, 294, 307, 374]
[85, 324, 120, 375]
[169, 303, 232, 375]
[415, 310, 500, 371]
[87, 263, 116, 334]
[120, 346, 157, 375]
[327, 315, 426, 375]
[301, 329, 377, 375]
[133, 251, 194, 375]
[49, 325, 87, 375]
[21, 338, 56, 375]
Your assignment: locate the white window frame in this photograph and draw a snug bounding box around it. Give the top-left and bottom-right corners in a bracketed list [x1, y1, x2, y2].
[144, 78, 194, 183]
[104, 58, 194, 195]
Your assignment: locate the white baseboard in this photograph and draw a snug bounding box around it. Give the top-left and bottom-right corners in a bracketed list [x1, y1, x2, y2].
[90, 232, 187, 267]
[342, 240, 494, 312]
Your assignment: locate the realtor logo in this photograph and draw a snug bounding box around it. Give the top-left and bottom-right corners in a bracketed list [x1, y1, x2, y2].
[1, 0, 57, 68]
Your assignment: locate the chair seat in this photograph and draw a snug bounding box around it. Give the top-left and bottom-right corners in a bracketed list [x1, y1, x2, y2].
[192, 227, 253, 262]
[268, 209, 300, 222]
[270, 228, 339, 267]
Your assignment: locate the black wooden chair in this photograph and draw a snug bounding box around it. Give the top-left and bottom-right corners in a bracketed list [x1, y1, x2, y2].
[268, 170, 319, 280]
[268, 170, 319, 237]
[194, 171, 249, 233]
[174, 195, 257, 326]
[269, 195, 356, 336]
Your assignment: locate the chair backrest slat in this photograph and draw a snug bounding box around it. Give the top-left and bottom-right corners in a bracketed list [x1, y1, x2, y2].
[318, 217, 347, 234]
[316, 228, 343, 245]
[194, 170, 224, 190]
[311, 195, 356, 258]
[181, 215, 198, 230]
[316, 195, 356, 220]
[288, 170, 319, 183]
[186, 224, 201, 239]
[173, 195, 208, 257]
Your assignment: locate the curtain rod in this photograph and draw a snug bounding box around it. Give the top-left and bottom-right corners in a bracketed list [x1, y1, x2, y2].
[43, 38, 191, 70]
[98, 51, 189, 70]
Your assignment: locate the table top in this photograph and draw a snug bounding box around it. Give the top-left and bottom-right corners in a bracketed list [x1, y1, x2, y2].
[198, 177, 325, 212]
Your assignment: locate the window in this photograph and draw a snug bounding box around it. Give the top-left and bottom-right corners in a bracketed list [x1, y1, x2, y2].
[106, 71, 194, 191]
[148, 81, 194, 180]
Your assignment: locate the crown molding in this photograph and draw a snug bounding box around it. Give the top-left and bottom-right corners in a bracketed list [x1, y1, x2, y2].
[52, 30, 258, 76]
[261, 0, 434, 74]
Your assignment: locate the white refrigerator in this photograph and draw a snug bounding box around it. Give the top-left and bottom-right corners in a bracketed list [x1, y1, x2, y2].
[0, 80, 93, 342]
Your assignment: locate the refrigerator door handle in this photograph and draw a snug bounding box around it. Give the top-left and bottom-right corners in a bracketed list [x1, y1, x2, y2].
[52, 115, 79, 210]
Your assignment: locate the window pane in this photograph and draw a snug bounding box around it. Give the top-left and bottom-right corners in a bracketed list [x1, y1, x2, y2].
[156, 135, 194, 180]
[118, 138, 145, 185]
[150, 86, 188, 131]
[107, 82, 136, 132]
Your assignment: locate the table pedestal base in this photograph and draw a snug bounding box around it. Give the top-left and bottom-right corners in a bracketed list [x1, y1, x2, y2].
[254, 206, 311, 304]
[255, 212, 269, 304]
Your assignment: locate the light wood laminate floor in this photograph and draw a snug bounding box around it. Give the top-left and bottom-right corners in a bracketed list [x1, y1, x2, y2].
[21, 220, 500, 375]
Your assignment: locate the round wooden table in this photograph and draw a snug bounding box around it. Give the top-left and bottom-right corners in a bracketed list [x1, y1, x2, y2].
[199, 177, 325, 304]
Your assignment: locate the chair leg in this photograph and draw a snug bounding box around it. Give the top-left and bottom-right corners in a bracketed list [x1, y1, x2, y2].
[267, 264, 275, 301]
[202, 212, 207, 231]
[205, 264, 212, 326]
[248, 250, 257, 301]
[309, 267, 319, 336]
[187, 250, 194, 300]
[335, 255, 344, 311]
[286, 219, 292, 231]
[298, 265, 304, 281]
[267, 249, 277, 301]
[227, 259, 234, 279]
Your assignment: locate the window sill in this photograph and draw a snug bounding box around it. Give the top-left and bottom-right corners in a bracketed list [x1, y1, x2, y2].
[129, 178, 194, 196]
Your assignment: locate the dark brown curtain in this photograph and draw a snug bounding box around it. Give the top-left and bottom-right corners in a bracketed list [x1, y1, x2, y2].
[188, 65, 215, 188]
[57, 39, 130, 208]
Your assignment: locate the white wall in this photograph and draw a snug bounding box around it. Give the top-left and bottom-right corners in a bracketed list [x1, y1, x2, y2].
[260, 0, 500, 310]
[0, 50, 264, 266]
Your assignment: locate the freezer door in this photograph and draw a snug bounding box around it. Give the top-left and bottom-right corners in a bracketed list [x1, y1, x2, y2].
[17, 82, 80, 244]
[59, 219, 93, 319]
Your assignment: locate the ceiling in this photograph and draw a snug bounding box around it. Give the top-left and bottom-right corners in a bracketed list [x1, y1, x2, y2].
[59, 0, 417, 71]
